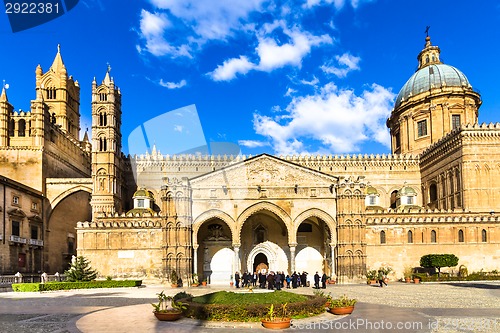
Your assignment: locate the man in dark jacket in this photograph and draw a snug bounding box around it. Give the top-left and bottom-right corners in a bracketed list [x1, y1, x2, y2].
[235, 271, 240, 288]
[314, 272, 320, 289]
[321, 273, 328, 289]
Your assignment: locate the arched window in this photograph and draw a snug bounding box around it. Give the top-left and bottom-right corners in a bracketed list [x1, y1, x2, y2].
[429, 183, 438, 202]
[18, 119, 26, 137]
[99, 137, 107, 151]
[431, 230, 437, 243]
[9, 119, 15, 136]
[458, 229, 464, 243]
[407, 230, 413, 243]
[380, 230, 386, 244]
[481, 229, 487, 243]
[99, 112, 107, 126]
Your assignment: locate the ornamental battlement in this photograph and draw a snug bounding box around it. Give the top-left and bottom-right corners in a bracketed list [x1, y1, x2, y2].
[366, 211, 500, 225]
[129, 152, 421, 166]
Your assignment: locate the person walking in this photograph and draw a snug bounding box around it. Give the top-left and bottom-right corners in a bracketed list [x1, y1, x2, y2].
[313, 272, 320, 289]
[321, 273, 327, 289]
[235, 271, 241, 288]
[378, 270, 387, 287]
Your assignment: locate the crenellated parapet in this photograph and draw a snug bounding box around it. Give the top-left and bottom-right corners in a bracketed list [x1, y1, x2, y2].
[76, 219, 163, 229]
[366, 209, 500, 225]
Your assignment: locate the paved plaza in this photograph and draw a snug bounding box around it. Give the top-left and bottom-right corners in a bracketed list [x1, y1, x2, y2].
[0, 281, 499, 333]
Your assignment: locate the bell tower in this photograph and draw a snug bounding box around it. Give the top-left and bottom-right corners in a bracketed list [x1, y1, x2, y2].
[0, 85, 13, 146]
[35, 45, 81, 139]
[90, 66, 123, 216]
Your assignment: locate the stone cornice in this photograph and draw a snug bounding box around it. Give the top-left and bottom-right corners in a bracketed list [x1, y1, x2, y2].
[420, 123, 500, 164]
[76, 219, 163, 229]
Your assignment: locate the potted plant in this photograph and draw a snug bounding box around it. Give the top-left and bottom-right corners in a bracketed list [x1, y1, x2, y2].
[365, 269, 377, 284]
[201, 277, 207, 286]
[261, 303, 291, 329]
[151, 291, 187, 321]
[413, 274, 422, 284]
[326, 294, 357, 315]
[403, 266, 413, 283]
[380, 265, 393, 283]
[191, 273, 199, 287]
[230, 274, 234, 287]
[170, 270, 179, 288]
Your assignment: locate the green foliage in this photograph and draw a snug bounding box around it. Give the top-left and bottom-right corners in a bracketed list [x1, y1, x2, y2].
[379, 266, 393, 276]
[420, 254, 459, 275]
[170, 270, 178, 284]
[183, 291, 326, 322]
[173, 291, 194, 302]
[365, 269, 377, 280]
[12, 280, 142, 292]
[152, 290, 188, 313]
[326, 294, 357, 308]
[64, 256, 98, 282]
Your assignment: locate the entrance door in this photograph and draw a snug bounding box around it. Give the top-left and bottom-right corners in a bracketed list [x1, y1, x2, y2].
[254, 253, 268, 274]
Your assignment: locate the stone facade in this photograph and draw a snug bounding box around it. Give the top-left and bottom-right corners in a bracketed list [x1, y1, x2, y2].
[2, 35, 499, 283]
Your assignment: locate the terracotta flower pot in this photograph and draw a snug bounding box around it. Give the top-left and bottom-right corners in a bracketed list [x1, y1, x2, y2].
[201, 281, 207, 286]
[191, 283, 199, 287]
[413, 278, 420, 284]
[261, 318, 291, 329]
[405, 277, 411, 283]
[329, 306, 355, 315]
[154, 311, 182, 321]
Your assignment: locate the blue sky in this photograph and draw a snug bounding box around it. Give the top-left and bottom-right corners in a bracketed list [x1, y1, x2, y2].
[2, 0, 500, 156]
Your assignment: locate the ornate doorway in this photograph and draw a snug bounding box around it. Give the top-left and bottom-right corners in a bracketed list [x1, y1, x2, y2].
[253, 253, 268, 274]
[246, 241, 288, 273]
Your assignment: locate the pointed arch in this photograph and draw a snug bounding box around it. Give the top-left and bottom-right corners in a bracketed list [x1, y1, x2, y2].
[192, 209, 236, 246]
[237, 201, 292, 243]
[293, 208, 336, 243]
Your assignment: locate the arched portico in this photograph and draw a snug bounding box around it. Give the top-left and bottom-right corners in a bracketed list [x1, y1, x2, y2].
[246, 241, 288, 274]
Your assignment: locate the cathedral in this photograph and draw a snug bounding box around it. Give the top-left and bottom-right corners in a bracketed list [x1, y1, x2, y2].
[1, 35, 499, 284]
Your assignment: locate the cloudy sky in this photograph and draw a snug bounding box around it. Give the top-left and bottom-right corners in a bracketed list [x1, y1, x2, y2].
[1, 0, 500, 156]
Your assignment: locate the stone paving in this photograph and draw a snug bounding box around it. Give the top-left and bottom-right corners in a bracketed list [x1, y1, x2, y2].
[0, 281, 498, 333]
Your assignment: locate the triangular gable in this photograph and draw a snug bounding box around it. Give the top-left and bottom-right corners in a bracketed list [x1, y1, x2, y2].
[190, 154, 337, 188]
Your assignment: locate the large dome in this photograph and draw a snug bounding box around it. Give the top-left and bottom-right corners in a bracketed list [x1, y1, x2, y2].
[394, 64, 472, 108]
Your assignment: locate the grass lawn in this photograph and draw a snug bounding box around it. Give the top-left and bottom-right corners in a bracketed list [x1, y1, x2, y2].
[191, 290, 308, 305]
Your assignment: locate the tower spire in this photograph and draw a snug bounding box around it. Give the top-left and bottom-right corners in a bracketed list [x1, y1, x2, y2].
[50, 44, 66, 73]
[0, 81, 8, 102]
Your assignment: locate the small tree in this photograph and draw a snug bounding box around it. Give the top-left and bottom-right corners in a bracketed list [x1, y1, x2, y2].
[420, 254, 459, 277]
[64, 255, 98, 282]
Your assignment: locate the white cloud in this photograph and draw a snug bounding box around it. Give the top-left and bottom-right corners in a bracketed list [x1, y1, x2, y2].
[321, 53, 361, 78]
[209, 56, 255, 81]
[148, 0, 265, 42]
[159, 79, 187, 89]
[256, 23, 332, 72]
[137, 9, 192, 57]
[208, 22, 332, 81]
[253, 83, 395, 154]
[238, 140, 270, 148]
[300, 76, 319, 86]
[174, 125, 184, 132]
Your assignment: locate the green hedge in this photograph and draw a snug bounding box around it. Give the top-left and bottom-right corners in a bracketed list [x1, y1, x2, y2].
[415, 274, 500, 282]
[182, 292, 326, 322]
[12, 280, 142, 292]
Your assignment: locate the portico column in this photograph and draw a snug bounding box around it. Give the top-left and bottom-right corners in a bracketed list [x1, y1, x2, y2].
[233, 245, 240, 272]
[193, 244, 199, 275]
[330, 244, 337, 279]
[289, 243, 297, 273]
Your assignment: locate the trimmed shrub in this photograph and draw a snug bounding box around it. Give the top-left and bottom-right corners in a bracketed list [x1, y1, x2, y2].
[182, 291, 326, 322]
[12, 280, 142, 292]
[420, 254, 459, 277]
[65, 256, 98, 282]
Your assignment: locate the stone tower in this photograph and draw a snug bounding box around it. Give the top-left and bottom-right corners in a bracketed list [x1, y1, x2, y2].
[0, 85, 13, 146]
[90, 66, 123, 216]
[34, 45, 81, 140]
[387, 34, 482, 155]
